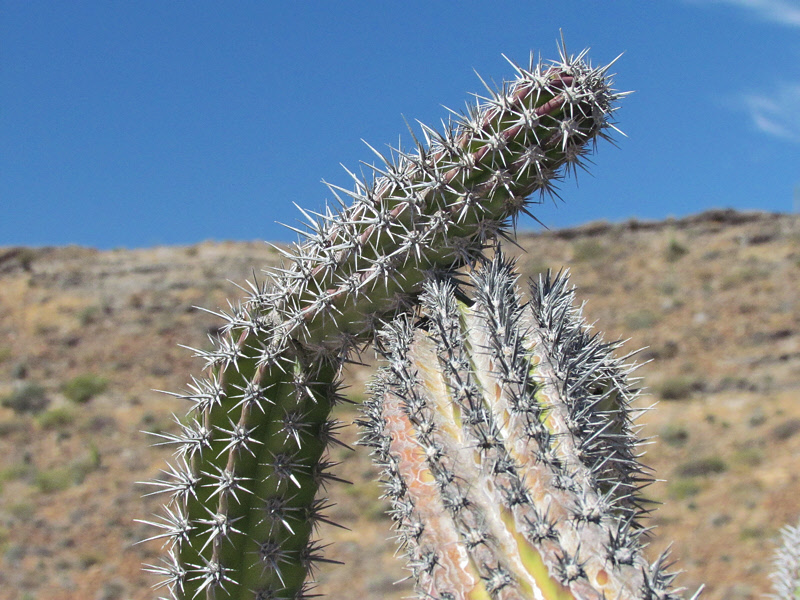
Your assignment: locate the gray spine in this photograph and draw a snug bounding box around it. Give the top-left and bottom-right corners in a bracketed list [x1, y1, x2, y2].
[770, 517, 800, 600]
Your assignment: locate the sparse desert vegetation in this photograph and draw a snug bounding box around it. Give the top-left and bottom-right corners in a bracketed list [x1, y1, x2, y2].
[0, 210, 798, 599]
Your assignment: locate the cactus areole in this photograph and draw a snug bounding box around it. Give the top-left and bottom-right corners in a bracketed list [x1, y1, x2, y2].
[139, 43, 627, 600]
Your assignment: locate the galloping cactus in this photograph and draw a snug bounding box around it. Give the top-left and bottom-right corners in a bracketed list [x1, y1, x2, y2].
[138, 43, 624, 600]
[359, 252, 702, 600]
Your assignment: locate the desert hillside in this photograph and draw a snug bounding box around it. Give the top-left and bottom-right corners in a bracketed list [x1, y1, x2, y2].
[0, 208, 798, 600]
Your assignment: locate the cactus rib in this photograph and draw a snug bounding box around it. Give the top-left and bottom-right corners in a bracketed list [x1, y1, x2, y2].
[360, 253, 699, 600]
[139, 43, 623, 600]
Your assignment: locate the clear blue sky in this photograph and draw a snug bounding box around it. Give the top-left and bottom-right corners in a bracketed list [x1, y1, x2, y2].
[2, 1, 799, 249]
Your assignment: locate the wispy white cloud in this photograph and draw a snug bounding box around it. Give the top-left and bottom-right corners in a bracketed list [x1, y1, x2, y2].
[690, 0, 800, 26]
[740, 83, 800, 142]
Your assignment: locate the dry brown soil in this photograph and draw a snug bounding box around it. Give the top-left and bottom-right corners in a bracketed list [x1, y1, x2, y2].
[0, 209, 798, 600]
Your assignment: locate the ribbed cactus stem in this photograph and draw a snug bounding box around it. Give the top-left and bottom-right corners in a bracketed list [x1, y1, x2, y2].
[141, 345, 346, 599]
[770, 517, 800, 600]
[360, 253, 699, 600]
[139, 43, 623, 600]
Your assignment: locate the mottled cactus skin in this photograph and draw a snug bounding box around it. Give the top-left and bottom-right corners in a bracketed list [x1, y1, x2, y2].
[359, 253, 702, 600]
[770, 517, 800, 600]
[138, 44, 624, 600]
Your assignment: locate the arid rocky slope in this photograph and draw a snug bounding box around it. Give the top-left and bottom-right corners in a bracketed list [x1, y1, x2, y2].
[0, 209, 798, 600]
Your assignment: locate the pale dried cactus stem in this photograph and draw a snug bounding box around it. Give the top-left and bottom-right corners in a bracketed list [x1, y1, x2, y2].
[139, 43, 624, 600]
[770, 517, 800, 600]
[361, 253, 700, 600]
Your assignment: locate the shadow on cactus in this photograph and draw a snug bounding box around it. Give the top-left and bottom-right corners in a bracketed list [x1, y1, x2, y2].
[136, 41, 797, 600]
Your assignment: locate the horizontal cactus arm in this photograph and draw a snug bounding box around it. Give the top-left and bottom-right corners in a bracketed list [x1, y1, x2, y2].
[264, 45, 624, 351]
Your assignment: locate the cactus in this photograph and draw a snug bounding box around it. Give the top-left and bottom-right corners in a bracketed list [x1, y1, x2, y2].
[359, 252, 704, 600]
[770, 517, 800, 600]
[138, 43, 624, 600]
[133, 36, 800, 599]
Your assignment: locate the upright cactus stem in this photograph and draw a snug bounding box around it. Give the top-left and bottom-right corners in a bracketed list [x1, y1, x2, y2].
[139, 43, 624, 600]
[360, 253, 698, 600]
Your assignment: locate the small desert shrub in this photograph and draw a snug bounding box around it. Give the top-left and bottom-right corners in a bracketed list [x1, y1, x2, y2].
[720, 265, 771, 290]
[11, 363, 27, 379]
[740, 526, 767, 540]
[625, 309, 659, 330]
[732, 447, 763, 467]
[665, 238, 689, 262]
[677, 456, 728, 477]
[656, 376, 697, 401]
[668, 478, 702, 500]
[0, 463, 31, 483]
[15, 248, 37, 271]
[572, 239, 605, 262]
[36, 406, 76, 429]
[771, 418, 800, 441]
[8, 501, 35, 520]
[77, 305, 101, 326]
[79, 552, 103, 568]
[139, 412, 158, 427]
[0, 418, 27, 437]
[1, 383, 49, 414]
[660, 423, 689, 447]
[63, 373, 108, 403]
[658, 280, 679, 295]
[34, 467, 75, 493]
[72, 444, 102, 481]
[659, 340, 680, 359]
[34, 449, 101, 493]
[748, 408, 766, 427]
[83, 414, 117, 433]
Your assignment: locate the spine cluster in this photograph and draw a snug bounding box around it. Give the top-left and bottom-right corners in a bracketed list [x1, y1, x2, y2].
[138, 45, 624, 600]
[770, 517, 800, 600]
[359, 253, 699, 600]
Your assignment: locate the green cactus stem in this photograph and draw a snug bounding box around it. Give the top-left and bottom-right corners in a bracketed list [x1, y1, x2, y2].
[360, 252, 701, 600]
[139, 42, 623, 600]
[251, 42, 623, 355]
[140, 350, 347, 599]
